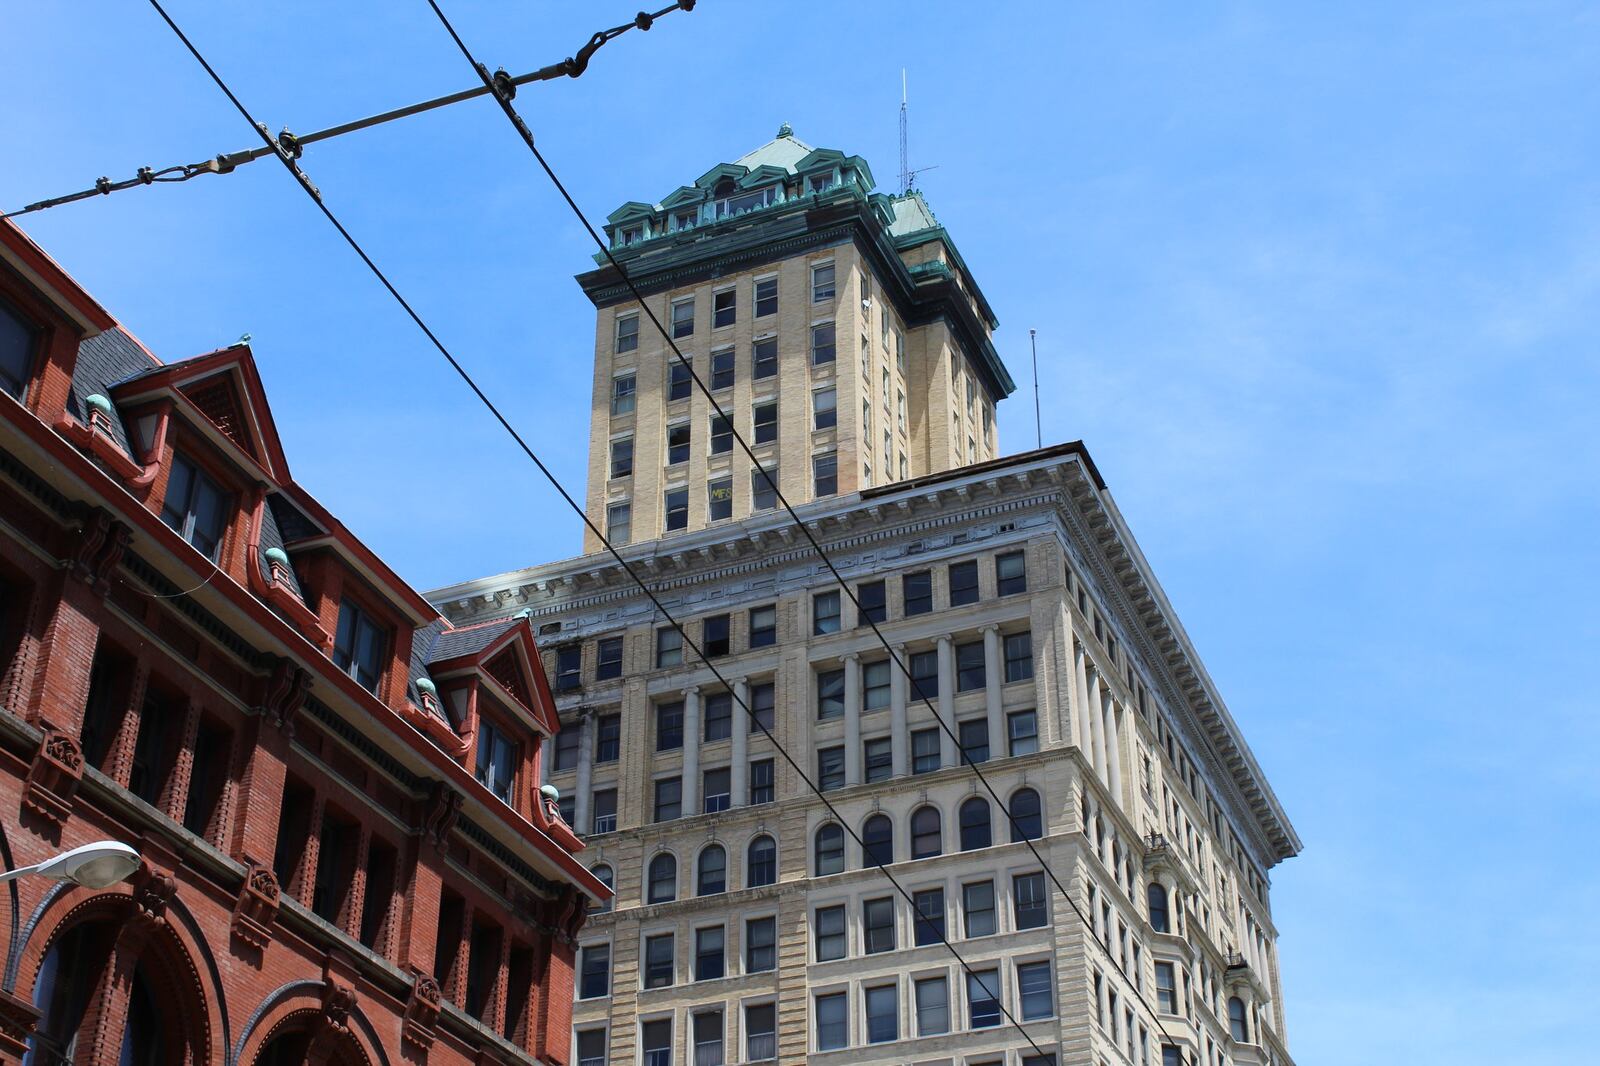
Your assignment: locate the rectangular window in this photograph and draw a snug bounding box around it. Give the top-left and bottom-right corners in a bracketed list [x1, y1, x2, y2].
[751, 336, 779, 381]
[579, 943, 610, 999]
[555, 644, 582, 692]
[671, 297, 695, 338]
[816, 668, 845, 719]
[667, 422, 691, 464]
[812, 387, 837, 429]
[812, 453, 837, 495]
[160, 455, 233, 562]
[817, 745, 845, 791]
[750, 758, 775, 804]
[656, 626, 683, 668]
[857, 580, 886, 624]
[333, 598, 386, 693]
[707, 477, 733, 521]
[1005, 631, 1034, 683]
[751, 466, 778, 510]
[610, 374, 635, 415]
[967, 969, 1001, 1029]
[704, 691, 733, 739]
[1008, 709, 1039, 756]
[654, 777, 682, 822]
[996, 550, 1027, 594]
[964, 880, 996, 937]
[474, 719, 517, 802]
[814, 904, 846, 961]
[596, 636, 623, 680]
[664, 488, 689, 531]
[755, 277, 778, 317]
[615, 313, 639, 353]
[902, 570, 933, 616]
[863, 736, 892, 782]
[745, 916, 776, 972]
[552, 726, 580, 771]
[750, 682, 775, 731]
[644, 933, 675, 988]
[753, 400, 778, 443]
[911, 728, 941, 774]
[815, 992, 847, 1052]
[949, 560, 980, 605]
[594, 714, 621, 763]
[959, 718, 990, 764]
[694, 926, 725, 980]
[709, 415, 733, 454]
[863, 897, 895, 953]
[1018, 960, 1054, 1020]
[865, 984, 897, 1043]
[813, 591, 841, 635]
[656, 700, 684, 751]
[745, 1003, 776, 1062]
[956, 640, 986, 692]
[914, 887, 945, 946]
[606, 501, 631, 545]
[576, 1029, 606, 1066]
[1156, 962, 1177, 1013]
[0, 299, 38, 399]
[909, 649, 939, 701]
[1163, 1047, 1183, 1066]
[591, 788, 617, 835]
[863, 660, 891, 710]
[642, 1020, 671, 1065]
[1015, 871, 1048, 929]
[668, 361, 692, 401]
[711, 348, 735, 391]
[713, 288, 736, 327]
[915, 976, 949, 1036]
[691, 1011, 723, 1066]
[812, 262, 835, 302]
[810, 322, 836, 365]
[749, 605, 777, 648]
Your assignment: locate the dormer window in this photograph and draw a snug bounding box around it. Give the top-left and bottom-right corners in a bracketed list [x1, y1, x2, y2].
[333, 598, 386, 693]
[475, 718, 517, 803]
[713, 185, 777, 219]
[674, 209, 698, 231]
[807, 173, 835, 194]
[160, 453, 229, 561]
[0, 296, 38, 400]
[619, 225, 644, 247]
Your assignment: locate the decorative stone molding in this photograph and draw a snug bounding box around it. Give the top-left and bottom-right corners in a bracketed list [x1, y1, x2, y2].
[401, 967, 442, 1050]
[421, 779, 463, 847]
[23, 728, 84, 825]
[260, 656, 311, 737]
[0, 988, 41, 1059]
[230, 860, 280, 949]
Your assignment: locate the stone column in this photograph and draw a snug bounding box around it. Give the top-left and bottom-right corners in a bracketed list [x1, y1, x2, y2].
[1088, 671, 1109, 784]
[937, 636, 958, 767]
[683, 686, 701, 815]
[843, 654, 862, 786]
[889, 645, 908, 777]
[574, 714, 593, 833]
[731, 676, 750, 806]
[1104, 701, 1124, 804]
[1071, 639, 1092, 756]
[982, 625, 1005, 760]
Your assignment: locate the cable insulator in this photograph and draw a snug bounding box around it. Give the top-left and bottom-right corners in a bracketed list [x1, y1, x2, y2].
[95, 177, 112, 195]
[137, 168, 154, 185]
[492, 68, 516, 100]
[635, 11, 653, 30]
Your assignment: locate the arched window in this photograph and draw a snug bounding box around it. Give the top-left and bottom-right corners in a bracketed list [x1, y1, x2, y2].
[647, 853, 677, 903]
[747, 835, 777, 887]
[910, 806, 942, 859]
[1147, 882, 1170, 933]
[697, 844, 727, 896]
[1228, 996, 1250, 1043]
[959, 797, 992, 851]
[590, 863, 614, 912]
[814, 823, 845, 875]
[862, 814, 894, 867]
[28, 920, 174, 1066]
[1009, 787, 1042, 842]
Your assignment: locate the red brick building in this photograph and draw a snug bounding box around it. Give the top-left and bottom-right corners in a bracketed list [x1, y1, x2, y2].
[0, 219, 607, 1065]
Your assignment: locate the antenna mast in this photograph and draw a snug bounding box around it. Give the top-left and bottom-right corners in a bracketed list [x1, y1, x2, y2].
[899, 69, 910, 193]
[1030, 329, 1042, 450]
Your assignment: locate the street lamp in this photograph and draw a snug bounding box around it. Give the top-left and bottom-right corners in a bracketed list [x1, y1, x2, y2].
[0, 841, 140, 889]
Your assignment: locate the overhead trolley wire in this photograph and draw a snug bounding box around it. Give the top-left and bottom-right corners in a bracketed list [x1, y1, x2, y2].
[140, 0, 1054, 1057]
[418, 3, 1208, 1062]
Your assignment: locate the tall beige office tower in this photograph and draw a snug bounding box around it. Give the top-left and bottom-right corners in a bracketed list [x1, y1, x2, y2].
[430, 129, 1299, 1066]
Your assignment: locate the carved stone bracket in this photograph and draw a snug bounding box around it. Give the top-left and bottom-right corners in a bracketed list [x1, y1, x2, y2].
[67, 506, 131, 598]
[230, 860, 280, 949]
[261, 656, 311, 737]
[401, 967, 442, 1051]
[0, 988, 41, 1059]
[132, 866, 177, 925]
[421, 780, 462, 848]
[23, 728, 84, 825]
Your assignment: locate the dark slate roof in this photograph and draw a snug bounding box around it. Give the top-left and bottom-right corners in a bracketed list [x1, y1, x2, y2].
[267, 492, 322, 543]
[66, 327, 158, 454]
[407, 618, 451, 725]
[429, 618, 519, 663]
[256, 495, 304, 599]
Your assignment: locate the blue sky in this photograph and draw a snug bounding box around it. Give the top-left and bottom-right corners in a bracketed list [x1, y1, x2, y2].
[6, 2, 1598, 1059]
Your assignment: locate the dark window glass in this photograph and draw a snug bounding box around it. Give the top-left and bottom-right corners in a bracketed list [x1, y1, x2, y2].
[576, 1029, 606, 1066]
[654, 778, 682, 823]
[656, 627, 683, 667]
[816, 668, 845, 719]
[750, 758, 775, 804]
[553, 725, 580, 771]
[1229, 997, 1250, 1042]
[960, 797, 992, 851]
[817, 746, 845, 791]
[656, 700, 684, 751]
[710, 414, 733, 454]
[711, 348, 735, 391]
[959, 718, 990, 764]
[746, 916, 777, 972]
[1010, 788, 1043, 841]
[647, 853, 677, 903]
[579, 943, 610, 999]
[812, 263, 835, 302]
[1018, 960, 1053, 1020]
[644, 933, 675, 988]
[902, 570, 933, 615]
[813, 591, 840, 634]
[667, 423, 692, 465]
[1005, 631, 1034, 683]
[474, 720, 517, 802]
[615, 314, 639, 353]
[745, 1003, 776, 1061]
[949, 560, 980, 605]
[713, 288, 736, 327]
[643, 1020, 672, 1059]
[704, 691, 732, 739]
[692, 1012, 723, 1063]
[665, 488, 689, 531]
[996, 550, 1027, 595]
[812, 453, 837, 495]
[815, 992, 847, 1051]
[160, 453, 230, 561]
[755, 277, 778, 317]
[0, 298, 37, 399]
[863, 897, 895, 954]
[606, 500, 631, 545]
[1015, 871, 1048, 929]
[697, 845, 726, 895]
[593, 714, 620, 763]
[911, 727, 940, 774]
[672, 298, 695, 338]
[749, 605, 777, 648]
[747, 835, 777, 887]
[589, 864, 613, 912]
[963, 881, 996, 938]
[596, 636, 624, 680]
[814, 905, 846, 960]
[1163, 1047, 1183, 1066]
[862, 815, 893, 867]
[863, 736, 892, 782]
[1147, 882, 1170, 933]
[753, 399, 778, 441]
[865, 984, 897, 1043]
[555, 644, 582, 691]
[1008, 709, 1039, 755]
[668, 361, 692, 401]
[610, 436, 634, 479]
[956, 641, 986, 692]
[610, 375, 635, 415]
[333, 599, 386, 693]
[708, 476, 734, 521]
[752, 339, 779, 382]
[751, 466, 778, 510]
[967, 969, 1001, 1028]
[814, 824, 844, 875]
[1156, 963, 1178, 1013]
[810, 322, 836, 365]
[910, 806, 941, 859]
[915, 976, 949, 1036]
[857, 581, 886, 624]
[908, 649, 939, 702]
[914, 887, 945, 946]
[750, 681, 775, 730]
[703, 768, 730, 814]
